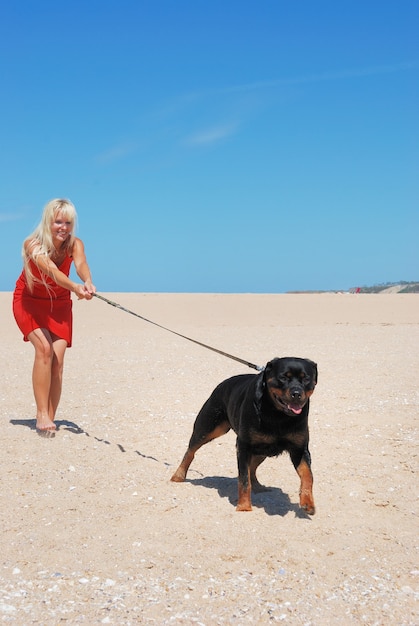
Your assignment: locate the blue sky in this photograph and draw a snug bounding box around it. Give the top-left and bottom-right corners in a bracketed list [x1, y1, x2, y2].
[1, 1, 418, 293]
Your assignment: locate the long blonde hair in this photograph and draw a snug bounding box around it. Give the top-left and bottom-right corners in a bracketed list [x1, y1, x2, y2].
[23, 198, 78, 292]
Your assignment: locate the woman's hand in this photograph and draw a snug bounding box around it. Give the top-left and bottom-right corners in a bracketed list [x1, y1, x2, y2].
[73, 283, 95, 300]
[82, 279, 96, 300]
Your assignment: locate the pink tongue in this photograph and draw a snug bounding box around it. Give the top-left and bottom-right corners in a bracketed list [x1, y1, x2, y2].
[288, 405, 302, 415]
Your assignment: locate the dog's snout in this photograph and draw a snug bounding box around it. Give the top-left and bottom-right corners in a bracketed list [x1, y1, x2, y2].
[291, 389, 302, 400]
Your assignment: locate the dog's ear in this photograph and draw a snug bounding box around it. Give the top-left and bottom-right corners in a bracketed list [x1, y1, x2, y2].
[307, 359, 318, 386]
[254, 360, 273, 415]
[254, 370, 265, 415]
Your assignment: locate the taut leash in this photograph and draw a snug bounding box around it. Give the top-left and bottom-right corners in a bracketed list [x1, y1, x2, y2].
[93, 293, 263, 372]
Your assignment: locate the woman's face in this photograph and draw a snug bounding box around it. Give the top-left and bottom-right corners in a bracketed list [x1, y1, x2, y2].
[51, 210, 73, 246]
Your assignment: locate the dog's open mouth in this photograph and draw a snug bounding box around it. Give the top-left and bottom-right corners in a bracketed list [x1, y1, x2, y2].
[272, 392, 304, 415]
[287, 403, 303, 415]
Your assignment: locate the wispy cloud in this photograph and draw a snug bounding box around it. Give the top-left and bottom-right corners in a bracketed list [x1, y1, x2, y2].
[196, 60, 419, 97]
[0, 212, 24, 223]
[95, 141, 138, 165]
[94, 61, 417, 158]
[184, 122, 239, 147]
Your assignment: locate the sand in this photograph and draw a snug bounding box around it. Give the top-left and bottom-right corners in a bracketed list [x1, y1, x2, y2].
[1, 292, 418, 625]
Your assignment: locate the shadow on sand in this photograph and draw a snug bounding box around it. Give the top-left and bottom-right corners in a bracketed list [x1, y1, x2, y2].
[187, 474, 311, 518]
[10, 419, 310, 518]
[9, 418, 159, 459]
[11, 417, 91, 435]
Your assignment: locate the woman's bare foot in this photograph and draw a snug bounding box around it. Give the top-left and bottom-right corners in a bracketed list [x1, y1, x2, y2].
[36, 414, 56, 437]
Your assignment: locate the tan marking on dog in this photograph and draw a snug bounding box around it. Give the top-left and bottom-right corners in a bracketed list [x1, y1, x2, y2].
[296, 458, 315, 514]
[285, 431, 308, 447]
[249, 429, 276, 444]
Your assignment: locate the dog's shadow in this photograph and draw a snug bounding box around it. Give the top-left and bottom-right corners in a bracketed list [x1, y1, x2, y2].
[187, 475, 311, 519]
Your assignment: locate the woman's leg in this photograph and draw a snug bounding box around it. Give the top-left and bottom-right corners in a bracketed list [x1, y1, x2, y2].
[49, 337, 68, 422]
[27, 328, 56, 431]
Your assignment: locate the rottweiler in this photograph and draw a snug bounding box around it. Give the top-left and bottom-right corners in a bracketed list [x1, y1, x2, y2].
[171, 357, 318, 514]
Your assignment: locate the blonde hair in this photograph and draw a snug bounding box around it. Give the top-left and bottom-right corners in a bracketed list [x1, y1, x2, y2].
[23, 198, 78, 292]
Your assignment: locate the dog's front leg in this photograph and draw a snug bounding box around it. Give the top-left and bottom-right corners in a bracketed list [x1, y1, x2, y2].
[236, 439, 252, 511]
[290, 447, 315, 515]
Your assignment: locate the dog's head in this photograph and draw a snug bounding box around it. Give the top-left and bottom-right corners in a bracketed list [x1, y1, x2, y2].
[255, 357, 318, 416]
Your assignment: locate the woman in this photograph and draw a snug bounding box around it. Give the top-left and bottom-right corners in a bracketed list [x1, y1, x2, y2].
[13, 198, 96, 437]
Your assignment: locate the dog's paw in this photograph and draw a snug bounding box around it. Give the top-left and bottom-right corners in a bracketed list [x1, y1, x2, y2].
[300, 493, 315, 515]
[170, 470, 186, 483]
[236, 504, 253, 511]
[236, 497, 253, 511]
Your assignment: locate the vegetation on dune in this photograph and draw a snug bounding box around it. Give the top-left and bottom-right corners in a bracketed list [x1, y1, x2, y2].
[355, 281, 419, 294]
[287, 281, 419, 294]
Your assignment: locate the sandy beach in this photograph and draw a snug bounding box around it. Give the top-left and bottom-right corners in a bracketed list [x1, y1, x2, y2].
[1, 291, 418, 625]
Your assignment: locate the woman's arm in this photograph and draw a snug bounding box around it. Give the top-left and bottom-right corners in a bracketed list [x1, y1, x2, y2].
[25, 239, 94, 299]
[71, 238, 96, 297]
[25, 240, 78, 293]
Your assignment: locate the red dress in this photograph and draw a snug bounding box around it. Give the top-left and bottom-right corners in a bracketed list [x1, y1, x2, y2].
[13, 255, 74, 346]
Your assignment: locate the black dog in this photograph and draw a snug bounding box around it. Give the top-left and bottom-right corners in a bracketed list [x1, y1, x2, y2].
[171, 357, 318, 514]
